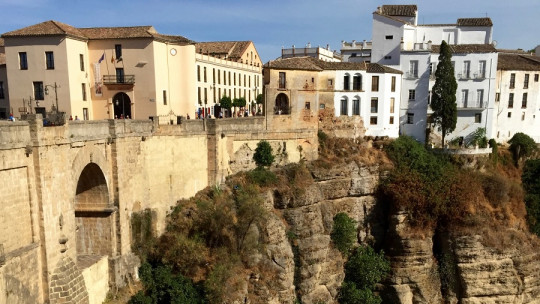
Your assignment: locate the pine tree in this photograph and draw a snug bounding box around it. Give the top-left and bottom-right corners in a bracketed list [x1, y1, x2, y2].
[431, 40, 458, 147]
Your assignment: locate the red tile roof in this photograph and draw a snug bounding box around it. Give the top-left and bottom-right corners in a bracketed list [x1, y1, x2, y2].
[195, 41, 252, 60]
[498, 53, 540, 71]
[264, 57, 402, 74]
[379, 5, 417, 17]
[457, 18, 493, 27]
[2, 20, 87, 40]
[431, 44, 497, 54]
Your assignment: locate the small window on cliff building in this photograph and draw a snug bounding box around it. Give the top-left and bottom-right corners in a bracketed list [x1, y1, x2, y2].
[320, 103, 325, 109]
[305, 102, 310, 110]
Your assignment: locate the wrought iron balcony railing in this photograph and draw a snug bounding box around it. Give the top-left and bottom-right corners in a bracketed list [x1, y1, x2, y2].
[103, 75, 135, 85]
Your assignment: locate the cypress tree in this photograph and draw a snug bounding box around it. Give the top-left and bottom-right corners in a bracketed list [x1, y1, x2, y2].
[431, 40, 458, 147]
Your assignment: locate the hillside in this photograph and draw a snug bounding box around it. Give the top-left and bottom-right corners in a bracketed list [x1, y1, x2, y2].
[125, 134, 540, 304]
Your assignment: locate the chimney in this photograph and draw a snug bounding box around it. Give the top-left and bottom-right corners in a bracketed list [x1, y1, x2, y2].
[326, 44, 330, 50]
[352, 40, 356, 47]
[307, 42, 311, 48]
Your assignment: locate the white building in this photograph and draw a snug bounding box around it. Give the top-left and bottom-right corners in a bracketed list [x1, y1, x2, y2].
[281, 44, 342, 62]
[369, 4, 497, 144]
[340, 40, 372, 63]
[494, 52, 540, 143]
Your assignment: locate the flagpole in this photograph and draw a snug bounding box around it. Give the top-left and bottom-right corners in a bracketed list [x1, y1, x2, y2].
[105, 50, 110, 75]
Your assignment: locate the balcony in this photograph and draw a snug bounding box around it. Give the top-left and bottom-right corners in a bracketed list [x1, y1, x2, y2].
[458, 100, 485, 110]
[405, 72, 419, 79]
[458, 73, 471, 80]
[473, 73, 486, 80]
[103, 75, 135, 89]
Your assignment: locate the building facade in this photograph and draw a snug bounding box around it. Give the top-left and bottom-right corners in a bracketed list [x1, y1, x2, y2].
[194, 41, 263, 118]
[494, 53, 540, 142]
[281, 44, 342, 62]
[0, 38, 9, 119]
[263, 56, 402, 137]
[368, 5, 498, 144]
[340, 40, 372, 63]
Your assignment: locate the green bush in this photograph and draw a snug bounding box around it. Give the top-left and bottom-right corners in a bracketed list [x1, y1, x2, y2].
[331, 213, 357, 256]
[509, 133, 537, 164]
[247, 167, 278, 186]
[131, 209, 156, 261]
[338, 281, 381, 304]
[253, 140, 274, 167]
[129, 262, 202, 304]
[481, 174, 510, 207]
[220, 95, 232, 110]
[489, 139, 498, 162]
[523, 160, 540, 236]
[344, 246, 390, 291]
[204, 263, 232, 304]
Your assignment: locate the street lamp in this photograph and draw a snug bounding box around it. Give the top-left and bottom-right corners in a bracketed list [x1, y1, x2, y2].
[44, 82, 59, 113]
[115, 94, 125, 118]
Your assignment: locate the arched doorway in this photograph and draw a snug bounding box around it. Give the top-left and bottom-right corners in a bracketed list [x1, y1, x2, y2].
[113, 92, 132, 119]
[75, 163, 113, 257]
[275, 93, 289, 114]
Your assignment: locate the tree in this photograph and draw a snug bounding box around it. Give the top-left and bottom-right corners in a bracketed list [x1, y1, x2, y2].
[256, 94, 263, 104]
[431, 40, 458, 147]
[253, 140, 274, 167]
[508, 132, 537, 165]
[220, 96, 232, 117]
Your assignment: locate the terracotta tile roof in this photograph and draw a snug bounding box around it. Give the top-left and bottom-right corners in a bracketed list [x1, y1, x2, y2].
[2, 20, 87, 40]
[379, 5, 417, 17]
[457, 18, 493, 27]
[264, 56, 402, 74]
[431, 44, 497, 54]
[0, 53, 5, 65]
[78, 26, 192, 43]
[497, 53, 540, 71]
[195, 41, 252, 59]
[497, 49, 529, 55]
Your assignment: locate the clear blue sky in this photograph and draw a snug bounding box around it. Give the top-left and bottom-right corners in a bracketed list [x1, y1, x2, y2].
[0, 0, 538, 62]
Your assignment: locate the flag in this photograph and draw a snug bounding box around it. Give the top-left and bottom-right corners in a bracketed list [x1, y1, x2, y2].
[111, 56, 115, 63]
[98, 52, 105, 63]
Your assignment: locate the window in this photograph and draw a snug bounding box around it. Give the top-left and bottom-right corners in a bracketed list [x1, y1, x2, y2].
[353, 74, 362, 90]
[45, 51, 54, 69]
[218, 88, 221, 100]
[407, 113, 414, 124]
[371, 76, 379, 92]
[116, 68, 124, 83]
[353, 97, 360, 115]
[385, 35, 393, 39]
[462, 90, 468, 107]
[305, 102, 310, 110]
[495, 93, 500, 102]
[344, 74, 350, 90]
[508, 112, 512, 118]
[33, 82, 44, 100]
[233, 72, 236, 86]
[428, 91, 432, 104]
[163, 90, 167, 105]
[204, 67, 207, 83]
[218, 69, 221, 84]
[197, 66, 200, 81]
[384, 56, 392, 60]
[475, 113, 482, 123]
[114, 44, 122, 59]
[320, 103, 325, 109]
[478, 61, 486, 78]
[429, 63, 433, 75]
[213, 68, 215, 84]
[351, 53, 357, 57]
[390, 97, 395, 113]
[279, 72, 286, 89]
[228, 72, 231, 85]
[198, 87, 201, 104]
[508, 93, 514, 108]
[370, 97, 378, 113]
[389, 116, 394, 124]
[408, 90, 416, 101]
[0, 82, 4, 99]
[409, 61, 418, 78]
[524, 74, 529, 89]
[204, 88, 208, 102]
[463, 61, 470, 78]
[476, 89, 484, 107]
[80, 54, 84, 71]
[510, 73, 515, 89]
[81, 83, 86, 101]
[391, 76, 396, 92]
[249, 75, 251, 87]
[370, 117, 377, 125]
[224, 71, 227, 85]
[83, 108, 88, 120]
[327, 79, 333, 88]
[19, 52, 28, 70]
[522, 112, 526, 121]
[522, 93, 528, 108]
[535, 74, 539, 82]
[340, 97, 348, 116]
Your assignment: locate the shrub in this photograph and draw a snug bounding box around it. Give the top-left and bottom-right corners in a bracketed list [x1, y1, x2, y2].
[338, 281, 381, 304]
[247, 167, 278, 187]
[331, 213, 357, 255]
[253, 140, 274, 167]
[220, 95, 232, 110]
[523, 160, 540, 236]
[489, 139, 498, 162]
[129, 262, 202, 304]
[481, 174, 510, 207]
[131, 209, 156, 261]
[509, 133, 537, 164]
[344, 246, 390, 291]
[156, 234, 208, 277]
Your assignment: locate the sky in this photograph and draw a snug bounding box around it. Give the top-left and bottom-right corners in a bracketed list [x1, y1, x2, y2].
[0, 0, 538, 62]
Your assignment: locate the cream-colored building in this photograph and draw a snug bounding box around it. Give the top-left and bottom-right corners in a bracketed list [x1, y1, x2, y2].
[0, 37, 9, 118]
[2, 20, 196, 122]
[194, 41, 262, 118]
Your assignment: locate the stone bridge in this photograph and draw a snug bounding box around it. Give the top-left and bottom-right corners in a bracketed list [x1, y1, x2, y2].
[0, 115, 317, 304]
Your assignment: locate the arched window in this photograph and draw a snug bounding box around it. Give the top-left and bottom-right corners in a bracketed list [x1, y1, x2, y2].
[340, 96, 348, 116]
[353, 73, 362, 91]
[275, 93, 289, 114]
[353, 96, 360, 115]
[344, 73, 351, 90]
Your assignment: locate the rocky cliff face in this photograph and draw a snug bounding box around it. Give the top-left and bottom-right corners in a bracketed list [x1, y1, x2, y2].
[248, 161, 540, 304]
